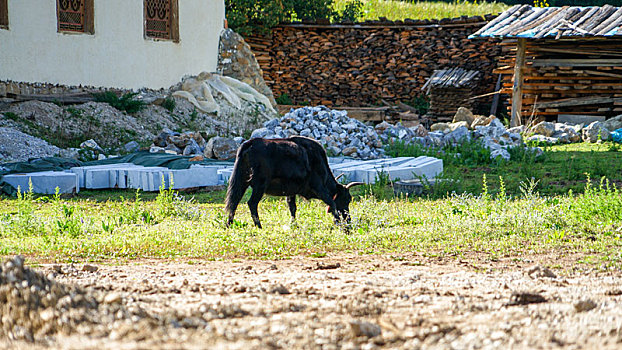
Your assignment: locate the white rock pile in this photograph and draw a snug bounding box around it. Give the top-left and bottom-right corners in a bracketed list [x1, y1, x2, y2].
[377, 107, 525, 161]
[250, 106, 385, 159]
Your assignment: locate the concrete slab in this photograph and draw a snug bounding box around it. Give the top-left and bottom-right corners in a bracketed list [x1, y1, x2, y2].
[2, 171, 78, 194]
[217, 168, 234, 185]
[333, 156, 443, 184]
[70, 163, 142, 188]
[126, 167, 169, 192]
[166, 166, 220, 189]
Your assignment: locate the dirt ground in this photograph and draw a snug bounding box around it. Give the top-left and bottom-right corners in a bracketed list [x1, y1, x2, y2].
[3, 253, 622, 350]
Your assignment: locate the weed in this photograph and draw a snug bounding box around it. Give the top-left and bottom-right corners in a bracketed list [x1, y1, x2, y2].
[405, 94, 430, 115]
[93, 91, 145, 114]
[276, 93, 293, 105]
[162, 97, 176, 113]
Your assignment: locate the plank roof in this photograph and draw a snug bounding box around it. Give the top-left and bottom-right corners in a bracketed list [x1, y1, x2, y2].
[470, 5, 622, 39]
[422, 68, 480, 92]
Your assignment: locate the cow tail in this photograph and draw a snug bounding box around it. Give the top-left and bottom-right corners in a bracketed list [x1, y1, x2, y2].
[225, 143, 252, 216]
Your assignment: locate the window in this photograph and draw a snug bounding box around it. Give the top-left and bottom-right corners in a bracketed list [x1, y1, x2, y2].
[144, 0, 179, 42]
[56, 0, 94, 34]
[0, 0, 8, 30]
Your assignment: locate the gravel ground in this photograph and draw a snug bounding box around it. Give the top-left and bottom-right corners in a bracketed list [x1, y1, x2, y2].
[0, 127, 61, 163]
[1, 254, 621, 350]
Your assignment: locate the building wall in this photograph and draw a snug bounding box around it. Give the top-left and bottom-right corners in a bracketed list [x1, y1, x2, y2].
[0, 0, 224, 90]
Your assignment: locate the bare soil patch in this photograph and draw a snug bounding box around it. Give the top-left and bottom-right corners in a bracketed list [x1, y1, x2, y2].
[2, 253, 622, 349]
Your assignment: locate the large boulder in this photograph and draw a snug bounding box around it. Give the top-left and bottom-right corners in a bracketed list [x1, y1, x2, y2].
[582, 121, 610, 143]
[471, 115, 495, 128]
[430, 122, 451, 133]
[452, 107, 475, 128]
[205, 137, 238, 160]
[443, 126, 471, 145]
[531, 121, 555, 137]
[604, 115, 622, 132]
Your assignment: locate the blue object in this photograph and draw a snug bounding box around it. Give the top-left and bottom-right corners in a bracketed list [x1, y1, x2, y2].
[612, 128, 622, 143]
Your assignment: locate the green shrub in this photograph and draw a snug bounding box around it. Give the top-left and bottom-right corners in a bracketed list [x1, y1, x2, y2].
[334, 0, 363, 22]
[275, 93, 293, 105]
[93, 91, 145, 114]
[162, 97, 176, 113]
[226, 0, 336, 35]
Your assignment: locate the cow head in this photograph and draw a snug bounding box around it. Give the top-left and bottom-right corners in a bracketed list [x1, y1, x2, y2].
[332, 180, 364, 223]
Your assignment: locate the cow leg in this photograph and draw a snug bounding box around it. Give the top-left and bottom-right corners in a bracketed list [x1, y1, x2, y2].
[286, 195, 297, 222]
[247, 185, 266, 228]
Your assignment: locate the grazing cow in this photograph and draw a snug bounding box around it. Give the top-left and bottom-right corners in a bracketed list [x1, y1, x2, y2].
[225, 136, 363, 228]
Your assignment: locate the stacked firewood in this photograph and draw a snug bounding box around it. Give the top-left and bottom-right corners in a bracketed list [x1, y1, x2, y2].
[423, 68, 480, 121]
[497, 39, 622, 122]
[246, 15, 501, 112]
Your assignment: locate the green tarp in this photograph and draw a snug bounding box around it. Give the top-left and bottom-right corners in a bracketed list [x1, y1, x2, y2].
[0, 151, 233, 195]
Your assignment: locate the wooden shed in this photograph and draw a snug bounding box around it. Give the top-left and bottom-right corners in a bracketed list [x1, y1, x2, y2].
[422, 67, 480, 122]
[470, 5, 622, 126]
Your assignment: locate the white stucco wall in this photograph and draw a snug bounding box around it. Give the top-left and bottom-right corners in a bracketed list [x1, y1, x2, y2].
[0, 0, 224, 89]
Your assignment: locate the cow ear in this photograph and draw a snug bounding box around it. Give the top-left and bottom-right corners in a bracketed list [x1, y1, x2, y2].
[345, 182, 365, 189]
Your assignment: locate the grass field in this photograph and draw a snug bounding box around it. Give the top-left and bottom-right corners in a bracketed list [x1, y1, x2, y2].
[333, 0, 509, 21]
[1, 143, 621, 267]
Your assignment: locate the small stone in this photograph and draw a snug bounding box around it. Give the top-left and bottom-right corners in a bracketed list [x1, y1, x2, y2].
[342, 147, 357, 156]
[506, 292, 547, 306]
[123, 141, 140, 153]
[103, 292, 122, 304]
[270, 284, 290, 295]
[82, 264, 98, 273]
[350, 320, 382, 338]
[150, 145, 166, 153]
[574, 299, 597, 312]
[527, 265, 556, 278]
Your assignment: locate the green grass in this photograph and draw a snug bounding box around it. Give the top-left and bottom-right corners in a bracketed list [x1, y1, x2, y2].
[1, 143, 621, 267]
[384, 140, 622, 198]
[333, 0, 509, 21]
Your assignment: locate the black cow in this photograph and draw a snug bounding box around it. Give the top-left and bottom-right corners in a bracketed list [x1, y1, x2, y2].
[225, 136, 363, 228]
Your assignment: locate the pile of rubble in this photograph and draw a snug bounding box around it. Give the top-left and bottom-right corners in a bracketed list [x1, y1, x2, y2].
[376, 107, 524, 161]
[524, 115, 622, 144]
[250, 106, 385, 159]
[149, 128, 242, 161]
[0, 256, 162, 342]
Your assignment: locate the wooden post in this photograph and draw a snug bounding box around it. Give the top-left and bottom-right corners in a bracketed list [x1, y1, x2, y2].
[511, 38, 526, 127]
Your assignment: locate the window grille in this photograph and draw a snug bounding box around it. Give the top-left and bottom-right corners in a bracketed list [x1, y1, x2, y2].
[56, 0, 93, 34]
[0, 0, 8, 29]
[145, 0, 179, 42]
[57, 0, 85, 32]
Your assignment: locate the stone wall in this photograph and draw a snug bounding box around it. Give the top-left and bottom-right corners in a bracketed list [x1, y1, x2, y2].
[246, 15, 502, 112]
[217, 29, 277, 107]
[0, 81, 108, 98]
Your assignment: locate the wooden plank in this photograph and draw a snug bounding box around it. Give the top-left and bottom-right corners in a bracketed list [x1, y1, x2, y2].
[490, 74, 502, 116]
[511, 38, 526, 127]
[532, 59, 622, 67]
[533, 96, 615, 109]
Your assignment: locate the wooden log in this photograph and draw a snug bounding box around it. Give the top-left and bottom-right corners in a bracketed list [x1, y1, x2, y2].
[511, 38, 526, 127]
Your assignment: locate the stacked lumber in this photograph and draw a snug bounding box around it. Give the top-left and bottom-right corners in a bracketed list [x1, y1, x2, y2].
[496, 39, 622, 122]
[423, 68, 480, 121]
[246, 15, 501, 121]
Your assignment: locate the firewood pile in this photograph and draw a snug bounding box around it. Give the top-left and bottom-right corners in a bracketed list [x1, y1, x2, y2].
[246, 15, 501, 110]
[496, 39, 622, 122]
[423, 68, 480, 121]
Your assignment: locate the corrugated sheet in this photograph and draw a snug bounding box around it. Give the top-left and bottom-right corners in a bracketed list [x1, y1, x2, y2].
[470, 5, 622, 39]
